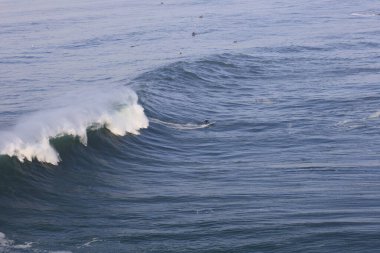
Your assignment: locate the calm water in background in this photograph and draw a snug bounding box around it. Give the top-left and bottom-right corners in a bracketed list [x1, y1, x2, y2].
[1, 0, 380, 252]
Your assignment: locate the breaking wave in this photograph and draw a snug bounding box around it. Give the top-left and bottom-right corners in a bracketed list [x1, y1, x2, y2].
[0, 87, 148, 165]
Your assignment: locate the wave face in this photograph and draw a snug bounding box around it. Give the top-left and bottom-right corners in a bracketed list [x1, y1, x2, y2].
[0, 88, 148, 165]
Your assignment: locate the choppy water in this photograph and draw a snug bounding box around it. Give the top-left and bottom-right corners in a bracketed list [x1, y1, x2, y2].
[1, 0, 380, 252]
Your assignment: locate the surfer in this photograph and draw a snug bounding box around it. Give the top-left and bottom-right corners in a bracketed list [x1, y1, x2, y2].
[203, 120, 214, 126]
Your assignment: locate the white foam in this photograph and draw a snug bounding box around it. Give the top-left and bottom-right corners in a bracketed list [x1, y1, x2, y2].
[335, 119, 353, 126]
[81, 238, 101, 247]
[12, 242, 33, 249]
[0, 87, 149, 165]
[335, 119, 364, 129]
[368, 111, 380, 119]
[351, 12, 378, 17]
[0, 232, 32, 250]
[0, 232, 12, 247]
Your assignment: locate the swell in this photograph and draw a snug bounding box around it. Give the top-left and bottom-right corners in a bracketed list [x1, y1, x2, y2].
[1, 50, 378, 197]
[1, 49, 379, 252]
[1, 50, 374, 169]
[136, 51, 380, 141]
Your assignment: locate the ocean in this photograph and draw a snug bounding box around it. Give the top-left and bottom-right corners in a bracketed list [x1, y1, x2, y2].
[1, 0, 380, 252]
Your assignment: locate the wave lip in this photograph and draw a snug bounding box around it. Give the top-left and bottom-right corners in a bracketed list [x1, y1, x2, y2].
[0, 88, 149, 165]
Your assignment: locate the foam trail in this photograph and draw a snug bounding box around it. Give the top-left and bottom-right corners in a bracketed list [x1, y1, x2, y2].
[351, 12, 378, 17]
[368, 111, 380, 119]
[0, 87, 149, 165]
[150, 118, 213, 130]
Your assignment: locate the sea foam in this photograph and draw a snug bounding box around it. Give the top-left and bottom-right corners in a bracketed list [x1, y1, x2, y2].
[351, 12, 378, 17]
[0, 232, 33, 250]
[368, 110, 380, 119]
[0, 87, 149, 165]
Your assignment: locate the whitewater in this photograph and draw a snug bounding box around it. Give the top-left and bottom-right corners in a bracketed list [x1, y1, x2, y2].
[0, 88, 148, 165]
[1, 0, 380, 252]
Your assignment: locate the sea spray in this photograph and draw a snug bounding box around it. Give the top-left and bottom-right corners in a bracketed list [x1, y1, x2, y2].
[0, 88, 149, 165]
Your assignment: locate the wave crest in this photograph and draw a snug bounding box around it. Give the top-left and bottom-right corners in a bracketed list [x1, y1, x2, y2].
[0, 88, 149, 165]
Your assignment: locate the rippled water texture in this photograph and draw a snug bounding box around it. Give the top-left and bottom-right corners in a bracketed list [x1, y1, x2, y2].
[1, 0, 380, 252]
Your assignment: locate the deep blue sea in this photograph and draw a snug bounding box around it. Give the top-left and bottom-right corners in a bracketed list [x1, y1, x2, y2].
[1, 0, 380, 252]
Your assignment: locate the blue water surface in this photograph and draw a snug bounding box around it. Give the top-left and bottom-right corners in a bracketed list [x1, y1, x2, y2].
[1, 0, 380, 252]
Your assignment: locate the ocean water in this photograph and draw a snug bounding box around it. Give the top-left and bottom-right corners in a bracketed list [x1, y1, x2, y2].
[1, 0, 380, 252]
